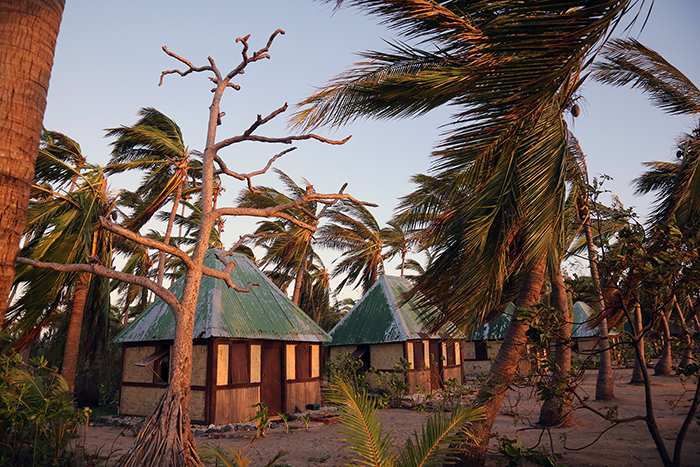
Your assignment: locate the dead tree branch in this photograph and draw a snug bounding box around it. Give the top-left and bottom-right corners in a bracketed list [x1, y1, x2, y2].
[16, 257, 181, 313]
[99, 217, 196, 270]
[214, 147, 296, 193]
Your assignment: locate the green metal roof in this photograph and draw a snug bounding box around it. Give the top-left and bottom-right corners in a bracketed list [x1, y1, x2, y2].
[469, 303, 515, 341]
[572, 301, 598, 338]
[328, 275, 465, 346]
[114, 250, 330, 343]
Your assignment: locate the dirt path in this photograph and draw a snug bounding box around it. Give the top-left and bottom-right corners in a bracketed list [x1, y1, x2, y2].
[81, 368, 700, 466]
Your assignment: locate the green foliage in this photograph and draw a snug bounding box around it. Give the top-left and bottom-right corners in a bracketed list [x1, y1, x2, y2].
[250, 402, 269, 438]
[0, 353, 90, 466]
[496, 436, 565, 467]
[200, 443, 287, 467]
[326, 351, 370, 393]
[327, 378, 484, 467]
[278, 413, 291, 434]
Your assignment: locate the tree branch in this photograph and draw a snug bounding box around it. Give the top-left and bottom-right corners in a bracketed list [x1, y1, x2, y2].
[214, 147, 296, 193]
[99, 217, 196, 270]
[159, 46, 220, 85]
[16, 257, 182, 314]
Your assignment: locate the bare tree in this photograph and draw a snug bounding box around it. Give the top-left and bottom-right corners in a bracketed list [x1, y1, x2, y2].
[17, 31, 372, 467]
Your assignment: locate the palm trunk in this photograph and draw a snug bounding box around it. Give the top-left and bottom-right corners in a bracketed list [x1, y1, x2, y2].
[672, 296, 693, 369]
[0, 0, 65, 326]
[157, 180, 183, 287]
[582, 209, 615, 400]
[631, 302, 646, 384]
[62, 272, 91, 392]
[292, 245, 309, 306]
[539, 267, 574, 426]
[400, 248, 406, 278]
[457, 256, 546, 466]
[654, 309, 673, 377]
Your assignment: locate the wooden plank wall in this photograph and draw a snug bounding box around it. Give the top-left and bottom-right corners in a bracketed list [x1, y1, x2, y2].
[285, 380, 321, 411]
[215, 387, 260, 425]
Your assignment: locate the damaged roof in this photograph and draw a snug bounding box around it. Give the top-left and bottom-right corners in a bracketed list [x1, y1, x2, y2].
[114, 250, 330, 343]
[328, 275, 465, 346]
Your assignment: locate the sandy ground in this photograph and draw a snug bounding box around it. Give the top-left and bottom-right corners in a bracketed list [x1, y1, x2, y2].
[80, 368, 700, 466]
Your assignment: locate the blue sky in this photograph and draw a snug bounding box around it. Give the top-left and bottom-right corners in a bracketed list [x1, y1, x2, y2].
[43, 1, 700, 294]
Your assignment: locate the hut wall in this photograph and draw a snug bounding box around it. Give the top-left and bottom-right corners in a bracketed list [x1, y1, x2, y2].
[408, 369, 431, 392]
[442, 366, 462, 383]
[464, 360, 492, 376]
[191, 389, 206, 421]
[122, 346, 156, 383]
[328, 345, 356, 363]
[214, 387, 260, 425]
[120, 386, 163, 416]
[370, 343, 404, 370]
[192, 344, 208, 386]
[286, 380, 321, 410]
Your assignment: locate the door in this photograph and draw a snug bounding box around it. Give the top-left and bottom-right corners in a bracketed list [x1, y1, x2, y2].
[429, 341, 443, 390]
[260, 342, 284, 415]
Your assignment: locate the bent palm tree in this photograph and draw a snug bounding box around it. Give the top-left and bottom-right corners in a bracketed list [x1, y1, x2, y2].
[106, 107, 201, 286]
[319, 200, 386, 295]
[293, 2, 636, 464]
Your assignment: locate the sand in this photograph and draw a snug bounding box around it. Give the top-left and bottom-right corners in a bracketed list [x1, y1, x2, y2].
[79, 368, 700, 466]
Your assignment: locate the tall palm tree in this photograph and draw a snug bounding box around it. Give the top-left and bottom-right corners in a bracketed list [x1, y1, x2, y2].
[10, 135, 117, 392]
[0, 0, 65, 327]
[236, 170, 322, 306]
[319, 200, 386, 295]
[105, 107, 201, 286]
[292, 2, 636, 464]
[381, 220, 414, 277]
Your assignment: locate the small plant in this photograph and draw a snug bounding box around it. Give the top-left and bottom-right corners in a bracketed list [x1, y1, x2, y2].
[250, 402, 269, 438]
[496, 436, 566, 467]
[302, 413, 311, 432]
[200, 443, 287, 467]
[278, 413, 291, 434]
[326, 351, 371, 393]
[307, 454, 331, 463]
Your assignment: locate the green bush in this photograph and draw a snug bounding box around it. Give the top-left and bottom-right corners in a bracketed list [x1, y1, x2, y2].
[0, 352, 90, 466]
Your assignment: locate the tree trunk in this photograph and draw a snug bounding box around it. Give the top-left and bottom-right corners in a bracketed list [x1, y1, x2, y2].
[117, 270, 203, 467]
[62, 272, 91, 392]
[654, 311, 673, 377]
[631, 302, 646, 384]
[157, 180, 183, 287]
[672, 296, 693, 369]
[582, 209, 615, 400]
[0, 0, 65, 325]
[292, 245, 308, 306]
[457, 256, 546, 466]
[539, 267, 574, 427]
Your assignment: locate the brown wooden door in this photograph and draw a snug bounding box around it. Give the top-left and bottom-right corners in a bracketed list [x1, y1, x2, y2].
[260, 343, 284, 415]
[429, 341, 443, 390]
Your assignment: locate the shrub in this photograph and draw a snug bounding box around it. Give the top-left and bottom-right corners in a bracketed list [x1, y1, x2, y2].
[0, 352, 90, 466]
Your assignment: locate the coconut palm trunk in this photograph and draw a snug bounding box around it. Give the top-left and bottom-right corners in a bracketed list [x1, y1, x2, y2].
[631, 302, 646, 384]
[62, 272, 91, 392]
[539, 267, 574, 426]
[672, 296, 693, 368]
[0, 0, 64, 325]
[292, 244, 309, 306]
[582, 208, 615, 400]
[157, 179, 184, 287]
[654, 308, 673, 377]
[457, 257, 546, 466]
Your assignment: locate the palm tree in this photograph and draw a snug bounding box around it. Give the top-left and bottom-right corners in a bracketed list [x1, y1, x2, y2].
[11, 135, 117, 392]
[236, 170, 327, 306]
[0, 0, 65, 327]
[292, 2, 636, 464]
[105, 107, 201, 286]
[382, 220, 414, 277]
[319, 200, 386, 295]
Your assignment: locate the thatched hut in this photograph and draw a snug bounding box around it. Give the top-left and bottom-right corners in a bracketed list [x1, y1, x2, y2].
[327, 275, 465, 392]
[114, 250, 329, 424]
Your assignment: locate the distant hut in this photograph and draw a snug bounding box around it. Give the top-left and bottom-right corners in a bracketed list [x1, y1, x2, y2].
[463, 309, 512, 376]
[327, 275, 465, 392]
[115, 250, 329, 424]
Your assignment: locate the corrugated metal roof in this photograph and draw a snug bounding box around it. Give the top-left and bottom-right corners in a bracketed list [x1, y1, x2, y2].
[328, 275, 465, 346]
[470, 303, 514, 340]
[572, 301, 598, 338]
[114, 250, 330, 343]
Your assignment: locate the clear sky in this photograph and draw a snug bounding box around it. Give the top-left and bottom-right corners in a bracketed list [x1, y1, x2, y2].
[42, 1, 700, 295]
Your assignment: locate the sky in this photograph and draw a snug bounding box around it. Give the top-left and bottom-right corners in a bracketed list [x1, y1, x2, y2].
[42, 1, 700, 296]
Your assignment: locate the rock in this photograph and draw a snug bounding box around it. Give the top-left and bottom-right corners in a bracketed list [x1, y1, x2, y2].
[194, 429, 205, 436]
[222, 424, 233, 432]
